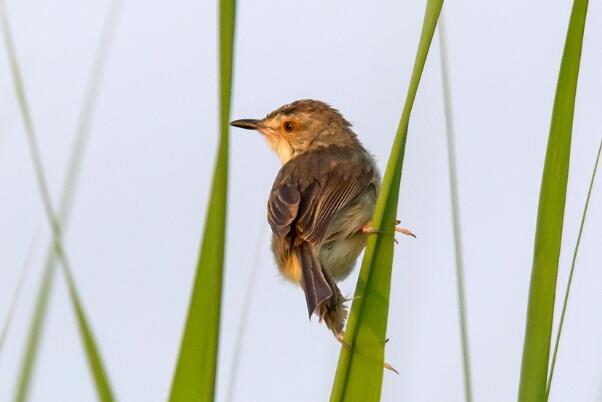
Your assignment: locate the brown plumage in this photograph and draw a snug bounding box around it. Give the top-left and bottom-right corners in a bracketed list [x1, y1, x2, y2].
[231, 99, 380, 339]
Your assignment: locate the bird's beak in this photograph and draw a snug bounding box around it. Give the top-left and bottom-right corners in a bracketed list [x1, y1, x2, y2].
[230, 119, 262, 130]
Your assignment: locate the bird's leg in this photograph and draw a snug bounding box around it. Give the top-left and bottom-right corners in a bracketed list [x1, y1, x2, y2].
[361, 222, 397, 244]
[361, 220, 416, 241]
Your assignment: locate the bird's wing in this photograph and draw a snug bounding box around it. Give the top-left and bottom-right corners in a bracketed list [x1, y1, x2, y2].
[267, 147, 375, 316]
[268, 146, 376, 246]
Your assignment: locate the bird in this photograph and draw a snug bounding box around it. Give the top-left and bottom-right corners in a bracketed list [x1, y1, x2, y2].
[231, 99, 414, 342]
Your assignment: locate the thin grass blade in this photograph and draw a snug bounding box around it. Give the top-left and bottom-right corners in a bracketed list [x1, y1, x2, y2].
[438, 13, 473, 402]
[224, 225, 266, 402]
[0, 233, 37, 361]
[545, 138, 601, 399]
[12, 1, 123, 398]
[60, 264, 116, 400]
[329, 1, 443, 401]
[0, 1, 119, 401]
[167, 0, 236, 400]
[517, 1, 589, 401]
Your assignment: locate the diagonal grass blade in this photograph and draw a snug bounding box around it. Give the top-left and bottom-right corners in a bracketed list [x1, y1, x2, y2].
[0, 1, 121, 401]
[329, 1, 444, 401]
[12, 0, 123, 398]
[0, 233, 37, 362]
[546, 138, 601, 400]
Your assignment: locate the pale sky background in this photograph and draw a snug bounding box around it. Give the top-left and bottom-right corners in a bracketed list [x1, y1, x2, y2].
[0, 0, 601, 401]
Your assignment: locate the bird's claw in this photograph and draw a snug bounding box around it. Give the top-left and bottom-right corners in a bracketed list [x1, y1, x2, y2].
[335, 332, 350, 349]
[335, 331, 397, 374]
[384, 361, 399, 375]
[395, 226, 416, 238]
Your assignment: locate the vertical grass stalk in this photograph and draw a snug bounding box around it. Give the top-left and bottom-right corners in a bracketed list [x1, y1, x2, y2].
[438, 12, 473, 402]
[167, 0, 236, 401]
[329, 1, 444, 401]
[517, 1, 589, 401]
[545, 138, 601, 399]
[0, 1, 121, 400]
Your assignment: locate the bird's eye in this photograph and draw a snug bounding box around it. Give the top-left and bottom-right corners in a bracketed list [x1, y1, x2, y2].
[282, 121, 295, 133]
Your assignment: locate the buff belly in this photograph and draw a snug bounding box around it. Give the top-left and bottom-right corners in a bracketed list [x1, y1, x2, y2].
[318, 189, 375, 280]
[318, 232, 368, 281]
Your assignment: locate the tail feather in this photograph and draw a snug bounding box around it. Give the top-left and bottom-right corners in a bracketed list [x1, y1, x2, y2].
[318, 270, 348, 336]
[297, 242, 332, 317]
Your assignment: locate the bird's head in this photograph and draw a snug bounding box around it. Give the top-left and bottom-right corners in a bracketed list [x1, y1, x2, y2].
[231, 99, 358, 163]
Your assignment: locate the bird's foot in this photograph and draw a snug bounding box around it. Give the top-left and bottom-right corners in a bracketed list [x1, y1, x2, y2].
[384, 361, 399, 375]
[394, 219, 416, 238]
[394, 227, 416, 238]
[361, 220, 416, 243]
[343, 293, 361, 303]
[334, 331, 398, 375]
[334, 331, 350, 348]
[383, 337, 398, 374]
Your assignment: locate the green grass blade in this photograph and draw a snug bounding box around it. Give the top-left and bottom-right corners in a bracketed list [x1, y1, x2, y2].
[224, 226, 266, 402]
[0, 234, 37, 362]
[59, 0, 123, 222]
[12, 1, 122, 398]
[13, 250, 56, 402]
[60, 263, 116, 400]
[517, 1, 589, 401]
[167, 0, 236, 400]
[438, 13, 473, 402]
[329, 1, 443, 401]
[0, 1, 119, 401]
[546, 138, 601, 400]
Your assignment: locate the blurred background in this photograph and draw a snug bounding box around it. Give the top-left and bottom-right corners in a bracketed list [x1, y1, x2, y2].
[0, 0, 601, 401]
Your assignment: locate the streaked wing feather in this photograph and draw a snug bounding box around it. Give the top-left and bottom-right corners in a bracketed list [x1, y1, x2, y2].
[267, 147, 374, 244]
[300, 176, 364, 244]
[267, 183, 300, 236]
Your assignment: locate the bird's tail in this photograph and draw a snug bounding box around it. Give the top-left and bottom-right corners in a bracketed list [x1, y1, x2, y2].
[296, 242, 332, 318]
[317, 272, 348, 337]
[296, 242, 348, 337]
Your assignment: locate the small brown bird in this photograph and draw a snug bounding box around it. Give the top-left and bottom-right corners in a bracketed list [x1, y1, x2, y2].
[231, 99, 413, 341]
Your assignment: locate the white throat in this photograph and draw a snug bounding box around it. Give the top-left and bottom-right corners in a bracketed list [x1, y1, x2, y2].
[265, 135, 294, 164]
